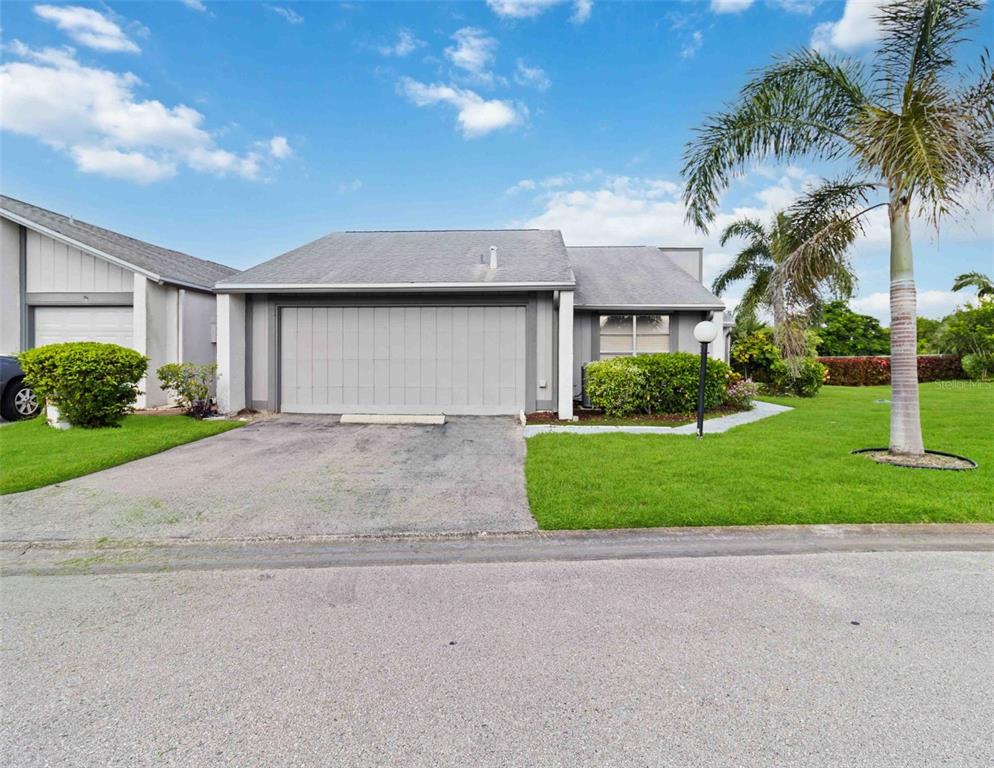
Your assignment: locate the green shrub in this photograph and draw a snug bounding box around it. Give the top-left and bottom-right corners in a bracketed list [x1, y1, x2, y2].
[936, 300, 994, 357]
[766, 357, 826, 397]
[157, 362, 219, 418]
[961, 353, 994, 381]
[19, 342, 148, 428]
[731, 328, 781, 381]
[585, 353, 730, 417]
[583, 357, 648, 417]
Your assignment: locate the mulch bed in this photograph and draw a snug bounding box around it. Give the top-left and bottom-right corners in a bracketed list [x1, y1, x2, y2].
[853, 448, 977, 471]
[526, 405, 749, 426]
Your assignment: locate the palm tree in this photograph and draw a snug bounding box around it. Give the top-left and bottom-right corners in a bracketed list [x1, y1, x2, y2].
[952, 271, 994, 299]
[713, 211, 856, 323]
[682, 0, 993, 456]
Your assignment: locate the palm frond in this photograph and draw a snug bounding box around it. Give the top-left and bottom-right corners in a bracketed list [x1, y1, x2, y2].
[952, 271, 994, 298]
[711, 243, 772, 296]
[718, 217, 766, 248]
[877, 0, 983, 105]
[682, 50, 870, 230]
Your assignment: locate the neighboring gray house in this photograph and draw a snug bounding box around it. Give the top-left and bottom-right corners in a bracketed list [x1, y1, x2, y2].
[0, 196, 236, 407]
[214, 229, 725, 418]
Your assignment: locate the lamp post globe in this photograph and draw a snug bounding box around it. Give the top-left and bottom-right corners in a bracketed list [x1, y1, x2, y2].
[693, 320, 718, 438]
[693, 320, 719, 344]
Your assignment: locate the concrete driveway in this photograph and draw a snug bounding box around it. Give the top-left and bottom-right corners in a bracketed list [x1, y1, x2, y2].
[0, 415, 535, 541]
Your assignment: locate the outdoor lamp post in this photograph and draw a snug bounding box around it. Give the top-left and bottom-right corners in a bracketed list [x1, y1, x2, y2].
[693, 320, 719, 439]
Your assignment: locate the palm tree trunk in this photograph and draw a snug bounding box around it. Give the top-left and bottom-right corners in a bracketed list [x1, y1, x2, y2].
[888, 193, 924, 455]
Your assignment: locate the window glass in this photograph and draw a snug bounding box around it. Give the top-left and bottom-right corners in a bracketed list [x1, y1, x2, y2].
[598, 314, 671, 359]
[599, 315, 633, 334]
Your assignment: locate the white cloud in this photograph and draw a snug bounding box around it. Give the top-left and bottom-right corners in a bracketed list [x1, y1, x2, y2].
[445, 27, 497, 77]
[851, 290, 975, 322]
[571, 0, 593, 23]
[268, 135, 292, 159]
[710, 0, 754, 13]
[0, 43, 282, 183]
[337, 178, 363, 193]
[33, 5, 140, 54]
[378, 28, 425, 57]
[811, 0, 884, 52]
[514, 59, 550, 91]
[506, 179, 538, 194]
[266, 5, 304, 25]
[769, 0, 818, 13]
[71, 146, 176, 183]
[486, 0, 592, 24]
[681, 31, 703, 59]
[399, 78, 525, 138]
[180, 0, 208, 12]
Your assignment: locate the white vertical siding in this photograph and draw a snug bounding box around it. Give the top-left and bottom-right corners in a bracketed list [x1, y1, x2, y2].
[535, 293, 554, 404]
[25, 230, 133, 292]
[0, 217, 20, 354]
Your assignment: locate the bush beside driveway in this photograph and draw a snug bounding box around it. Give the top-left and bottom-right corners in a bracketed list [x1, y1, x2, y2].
[526, 383, 994, 529]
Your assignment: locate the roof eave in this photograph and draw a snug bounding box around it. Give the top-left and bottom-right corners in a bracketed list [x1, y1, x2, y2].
[575, 302, 726, 312]
[1, 207, 219, 292]
[214, 281, 577, 294]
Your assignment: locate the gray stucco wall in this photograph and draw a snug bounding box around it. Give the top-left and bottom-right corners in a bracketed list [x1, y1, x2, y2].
[180, 289, 218, 366]
[659, 248, 703, 281]
[0, 217, 21, 354]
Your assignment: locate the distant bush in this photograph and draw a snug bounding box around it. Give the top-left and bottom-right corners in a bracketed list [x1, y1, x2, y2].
[725, 376, 758, 409]
[157, 362, 219, 418]
[960, 353, 994, 381]
[585, 353, 730, 417]
[817, 355, 964, 386]
[19, 342, 147, 428]
[766, 358, 826, 397]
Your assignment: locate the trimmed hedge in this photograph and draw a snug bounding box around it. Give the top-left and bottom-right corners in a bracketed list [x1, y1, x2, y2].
[767, 357, 826, 397]
[19, 342, 148, 428]
[817, 355, 964, 386]
[585, 353, 730, 417]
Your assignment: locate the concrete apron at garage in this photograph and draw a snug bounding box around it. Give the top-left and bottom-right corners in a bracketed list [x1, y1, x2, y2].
[1, 415, 536, 542]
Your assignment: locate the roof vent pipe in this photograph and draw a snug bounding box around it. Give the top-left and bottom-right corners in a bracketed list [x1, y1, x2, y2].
[489, 245, 498, 270]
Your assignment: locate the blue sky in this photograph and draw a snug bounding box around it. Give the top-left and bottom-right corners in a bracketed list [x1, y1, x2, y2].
[2, 0, 991, 320]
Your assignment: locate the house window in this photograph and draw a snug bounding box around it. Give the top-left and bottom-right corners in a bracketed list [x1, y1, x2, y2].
[599, 314, 670, 359]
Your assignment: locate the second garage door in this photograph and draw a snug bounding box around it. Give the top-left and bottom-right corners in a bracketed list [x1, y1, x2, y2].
[280, 306, 526, 414]
[33, 306, 134, 348]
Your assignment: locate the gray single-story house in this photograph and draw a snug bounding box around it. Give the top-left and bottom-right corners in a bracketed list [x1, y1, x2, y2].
[214, 229, 724, 418]
[0, 196, 236, 407]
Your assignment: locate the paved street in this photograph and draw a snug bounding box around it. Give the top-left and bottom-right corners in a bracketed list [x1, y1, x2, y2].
[2, 550, 992, 767]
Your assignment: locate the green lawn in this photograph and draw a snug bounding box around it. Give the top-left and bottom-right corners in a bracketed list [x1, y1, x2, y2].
[526, 383, 994, 529]
[0, 415, 242, 495]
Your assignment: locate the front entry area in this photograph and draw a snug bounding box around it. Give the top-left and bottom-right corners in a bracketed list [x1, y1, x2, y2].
[279, 305, 527, 414]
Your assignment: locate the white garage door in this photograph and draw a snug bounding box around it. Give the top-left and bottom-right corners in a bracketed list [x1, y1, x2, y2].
[280, 306, 527, 415]
[34, 306, 134, 348]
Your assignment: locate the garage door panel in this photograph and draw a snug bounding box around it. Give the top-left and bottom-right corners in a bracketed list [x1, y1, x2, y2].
[34, 306, 134, 349]
[280, 304, 525, 414]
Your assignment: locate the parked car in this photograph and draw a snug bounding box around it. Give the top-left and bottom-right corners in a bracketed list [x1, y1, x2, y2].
[1, 356, 40, 421]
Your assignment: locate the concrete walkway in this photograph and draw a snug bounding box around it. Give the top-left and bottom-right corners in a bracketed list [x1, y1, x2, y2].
[523, 400, 792, 437]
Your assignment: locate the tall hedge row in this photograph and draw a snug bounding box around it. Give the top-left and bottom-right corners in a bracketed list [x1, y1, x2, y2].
[817, 355, 964, 386]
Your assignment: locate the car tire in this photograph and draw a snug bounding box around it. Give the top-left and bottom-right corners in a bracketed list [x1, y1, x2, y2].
[1, 378, 40, 421]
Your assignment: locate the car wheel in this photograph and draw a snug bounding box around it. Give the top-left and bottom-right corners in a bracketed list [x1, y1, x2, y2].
[1, 379, 39, 421]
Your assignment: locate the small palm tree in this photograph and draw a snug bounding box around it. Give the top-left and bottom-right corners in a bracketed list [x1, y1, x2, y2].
[952, 271, 994, 299]
[683, 0, 994, 456]
[714, 211, 856, 323]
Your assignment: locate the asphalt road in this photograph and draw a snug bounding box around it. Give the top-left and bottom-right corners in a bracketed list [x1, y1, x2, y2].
[2, 550, 992, 767]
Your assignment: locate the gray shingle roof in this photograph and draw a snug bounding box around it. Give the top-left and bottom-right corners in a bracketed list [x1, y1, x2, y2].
[0, 195, 236, 291]
[217, 229, 575, 289]
[567, 246, 724, 309]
